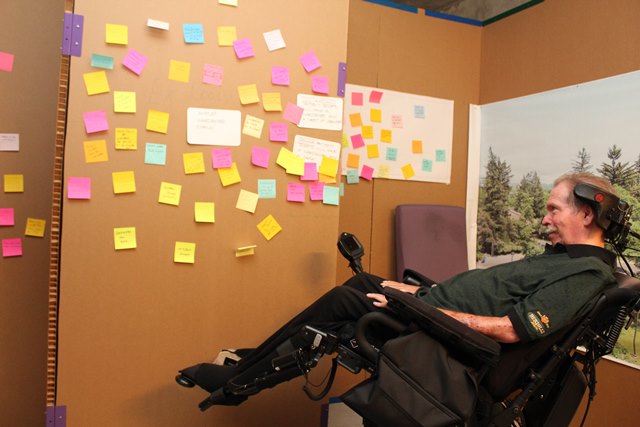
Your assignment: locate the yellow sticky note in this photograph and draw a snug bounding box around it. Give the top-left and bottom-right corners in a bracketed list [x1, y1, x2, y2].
[218, 162, 241, 187]
[235, 245, 256, 257]
[412, 140, 423, 154]
[115, 128, 137, 150]
[362, 125, 373, 139]
[262, 92, 282, 112]
[83, 71, 110, 95]
[25, 218, 46, 237]
[378, 164, 391, 178]
[113, 91, 136, 113]
[257, 214, 282, 241]
[174, 241, 196, 264]
[159, 182, 182, 206]
[106, 24, 128, 45]
[194, 202, 215, 223]
[402, 164, 415, 180]
[319, 156, 339, 178]
[347, 153, 360, 169]
[169, 59, 191, 83]
[242, 115, 264, 139]
[349, 113, 362, 127]
[217, 26, 237, 46]
[4, 174, 24, 192]
[112, 171, 136, 194]
[114, 227, 137, 250]
[370, 108, 382, 123]
[341, 133, 348, 148]
[219, 0, 238, 6]
[146, 110, 169, 134]
[380, 129, 392, 143]
[236, 189, 259, 213]
[84, 140, 109, 163]
[238, 84, 259, 105]
[276, 148, 304, 176]
[367, 144, 379, 159]
[183, 152, 205, 174]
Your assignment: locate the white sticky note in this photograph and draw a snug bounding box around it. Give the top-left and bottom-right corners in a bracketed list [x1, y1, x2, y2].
[147, 18, 170, 30]
[263, 29, 286, 51]
[0, 134, 19, 151]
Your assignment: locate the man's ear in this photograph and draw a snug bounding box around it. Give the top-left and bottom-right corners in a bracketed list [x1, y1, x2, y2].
[582, 204, 596, 226]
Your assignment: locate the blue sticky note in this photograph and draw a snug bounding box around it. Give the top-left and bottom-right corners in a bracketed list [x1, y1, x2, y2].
[91, 54, 114, 69]
[346, 169, 359, 184]
[414, 105, 425, 119]
[145, 143, 167, 165]
[258, 179, 276, 199]
[183, 24, 205, 44]
[340, 182, 344, 197]
[422, 159, 433, 172]
[436, 150, 446, 162]
[386, 147, 398, 161]
[323, 185, 340, 206]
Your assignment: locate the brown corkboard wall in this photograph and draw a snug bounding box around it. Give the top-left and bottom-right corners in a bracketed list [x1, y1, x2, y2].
[0, 1, 64, 425]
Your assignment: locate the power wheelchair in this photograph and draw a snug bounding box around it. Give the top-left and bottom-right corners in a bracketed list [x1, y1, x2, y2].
[176, 184, 640, 426]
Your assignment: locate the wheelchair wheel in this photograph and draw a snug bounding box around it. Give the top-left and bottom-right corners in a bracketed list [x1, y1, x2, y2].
[175, 374, 196, 388]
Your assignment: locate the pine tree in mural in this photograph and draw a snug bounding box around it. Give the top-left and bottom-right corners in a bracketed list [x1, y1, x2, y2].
[572, 147, 592, 173]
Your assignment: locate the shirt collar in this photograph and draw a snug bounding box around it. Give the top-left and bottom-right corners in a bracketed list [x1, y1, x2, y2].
[544, 243, 616, 268]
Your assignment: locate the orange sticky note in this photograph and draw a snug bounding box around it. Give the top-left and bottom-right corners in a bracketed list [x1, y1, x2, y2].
[347, 153, 360, 169]
[380, 129, 392, 143]
[257, 214, 282, 241]
[401, 164, 415, 180]
[349, 113, 362, 127]
[412, 140, 423, 154]
[84, 140, 109, 163]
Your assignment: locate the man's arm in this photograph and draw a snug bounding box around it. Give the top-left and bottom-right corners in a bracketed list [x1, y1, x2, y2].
[437, 308, 520, 343]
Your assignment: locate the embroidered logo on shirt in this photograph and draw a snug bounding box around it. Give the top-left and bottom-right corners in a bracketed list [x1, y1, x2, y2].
[527, 312, 548, 336]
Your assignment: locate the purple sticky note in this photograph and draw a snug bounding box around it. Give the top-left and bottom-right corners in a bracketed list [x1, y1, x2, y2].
[0, 51, 15, 72]
[203, 64, 223, 85]
[211, 148, 233, 169]
[360, 165, 374, 181]
[309, 182, 325, 201]
[351, 92, 363, 106]
[67, 177, 91, 199]
[287, 183, 305, 202]
[369, 90, 384, 104]
[283, 102, 304, 125]
[269, 122, 288, 142]
[301, 162, 318, 181]
[83, 111, 109, 134]
[0, 208, 15, 226]
[299, 50, 321, 72]
[311, 76, 329, 94]
[2, 238, 22, 257]
[122, 48, 148, 75]
[350, 134, 365, 149]
[271, 66, 290, 86]
[251, 146, 270, 168]
[233, 38, 255, 59]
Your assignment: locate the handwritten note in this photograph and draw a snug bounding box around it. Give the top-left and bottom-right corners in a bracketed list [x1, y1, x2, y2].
[113, 91, 136, 113]
[183, 152, 205, 174]
[112, 171, 136, 194]
[114, 227, 137, 250]
[145, 143, 167, 165]
[276, 147, 304, 176]
[115, 128, 137, 150]
[271, 66, 290, 86]
[235, 245, 256, 257]
[367, 144, 379, 158]
[158, 182, 182, 206]
[412, 140, 423, 154]
[292, 135, 341, 165]
[242, 115, 264, 138]
[218, 162, 241, 186]
[83, 111, 109, 134]
[319, 156, 339, 178]
[211, 147, 233, 168]
[263, 29, 286, 51]
[283, 102, 303, 125]
[146, 110, 169, 133]
[350, 134, 365, 149]
[322, 185, 340, 206]
[311, 76, 329, 94]
[262, 92, 282, 112]
[122, 49, 148, 75]
[309, 182, 325, 201]
[105, 24, 128, 45]
[287, 183, 305, 202]
[349, 113, 362, 127]
[346, 169, 359, 184]
[187, 108, 241, 146]
[174, 242, 195, 264]
[236, 189, 259, 213]
[0, 134, 19, 151]
[83, 140, 109, 163]
[203, 64, 223, 85]
[83, 71, 110, 95]
[258, 179, 276, 199]
[300, 50, 321, 72]
[257, 214, 282, 241]
[422, 159, 433, 172]
[217, 26, 237, 46]
[24, 218, 46, 237]
[401, 163, 415, 179]
[183, 23, 204, 43]
[67, 177, 91, 199]
[251, 146, 270, 168]
[351, 92, 363, 106]
[233, 38, 255, 59]
[369, 90, 384, 103]
[194, 202, 215, 223]
[0, 208, 15, 226]
[169, 59, 191, 83]
[237, 84, 259, 105]
[297, 94, 343, 130]
[269, 122, 288, 142]
[361, 165, 374, 181]
[2, 238, 22, 257]
[4, 174, 24, 193]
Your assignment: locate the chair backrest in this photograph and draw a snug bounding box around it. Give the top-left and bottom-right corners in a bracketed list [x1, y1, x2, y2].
[395, 204, 468, 282]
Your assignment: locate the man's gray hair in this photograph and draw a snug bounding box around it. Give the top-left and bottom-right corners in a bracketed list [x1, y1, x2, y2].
[554, 172, 616, 210]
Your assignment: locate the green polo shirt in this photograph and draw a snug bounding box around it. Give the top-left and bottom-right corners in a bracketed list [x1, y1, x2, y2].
[416, 244, 616, 342]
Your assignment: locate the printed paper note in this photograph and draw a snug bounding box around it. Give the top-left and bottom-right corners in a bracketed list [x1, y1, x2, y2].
[83, 71, 110, 95]
[257, 214, 282, 241]
[183, 23, 204, 43]
[0, 208, 15, 226]
[236, 189, 259, 213]
[113, 91, 136, 113]
[67, 177, 91, 199]
[174, 241, 195, 264]
[2, 238, 22, 257]
[269, 122, 288, 142]
[145, 143, 167, 165]
[262, 92, 282, 112]
[217, 26, 237, 46]
[115, 128, 137, 150]
[287, 183, 305, 202]
[203, 64, 223, 85]
[169, 59, 191, 83]
[0, 134, 19, 151]
[237, 84, 259, 105]
[106, 24, 128, 45]
[251, 146, 270, 168]
[112, 171, 136, 194]
[0, 52, 15, 72]
[122, 49, 148, 75]
[218, 162, 241, 186]
[183, 152, 205, 174]
[24, 218, 46, 237]
[258, 179, 276, 199]
[211, 147, 233, 168]
[233, 38, 255, 59]
[84, 140, 108, 163]
[271, 66, 290, 86]
[83, 111, 109, 134]
[187, 108, 241, 146]
[114, 227, 137, 250]
[158, 182, 182, 206]
[300, 50, 321, 72]
[195, 202, 215, 223]
[146, 110, 169, 133]
[4, 174, 24, 193]
[242, 115, 264, 138]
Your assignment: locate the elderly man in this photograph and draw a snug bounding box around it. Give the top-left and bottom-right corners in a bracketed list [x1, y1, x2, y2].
[177, 172, 618, 405]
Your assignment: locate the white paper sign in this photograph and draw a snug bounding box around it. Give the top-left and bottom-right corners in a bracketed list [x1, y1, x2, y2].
[297, 94, 343, 131]
[187, 108, 241, 146]
[293, 134, 341, 164]
[0, 133, 19, 151]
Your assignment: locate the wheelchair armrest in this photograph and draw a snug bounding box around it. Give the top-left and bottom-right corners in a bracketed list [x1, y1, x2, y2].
[402, 268, 437, 287]
[383, 287, 501, 367]
[355, 312, 406, 363]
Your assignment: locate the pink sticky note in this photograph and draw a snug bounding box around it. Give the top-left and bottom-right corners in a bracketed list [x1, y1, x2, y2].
[83, 111, 109, 134]
[203, 64, 224, 85]
[311, 76, 329, 94]
[299, 50, 321, 72]
[0, 208, 15, 226]
[2, 238, 22, 257]
[309, 182, 325, 201]
[233, 38, 255, 59]
[67, 177, 91, 199]
[251, 146, 270, 168]
[351, 92, 363, 106]
[0, 52, 15, 72]
[211, 148, 233, 168]
[369, 90, 384, 103]
[287, 183, 305, 202]
[301, 163, 318, 181]
[271, 66, 290, 86]
[269, 122, 288, 142]
[360, 165, 374, 181]
[350, 134, 365, 149]
[122, 49, 148, 75]
[283, 102, 304, 125]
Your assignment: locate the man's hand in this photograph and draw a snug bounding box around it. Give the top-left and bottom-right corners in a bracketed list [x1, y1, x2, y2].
[380, 280, 419, 294]
[366, 293, 389, 309]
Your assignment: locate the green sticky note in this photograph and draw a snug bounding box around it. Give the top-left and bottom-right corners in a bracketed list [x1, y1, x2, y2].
[145, 143, 167, 165]
[258, 179, 276, 199]
[91, 54, 114, 69]
[422, 159, 433, 172]
[386, 147, 398, 161]
[322, 185, 340, 206]
[346, 169, 359, 184]
[436, 150, 446, 162]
